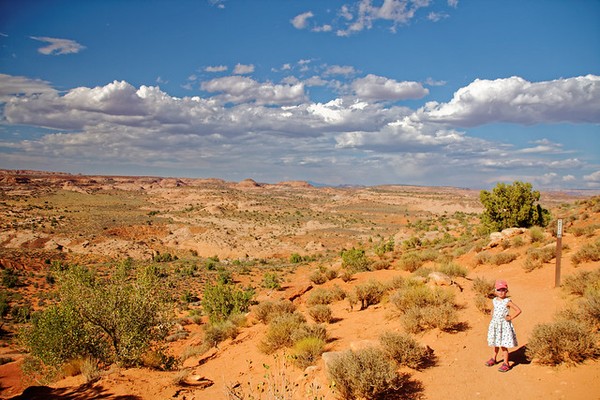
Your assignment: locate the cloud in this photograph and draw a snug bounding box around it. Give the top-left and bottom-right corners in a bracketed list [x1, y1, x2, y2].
[202, 76, 307, 105]
[291, 11, 314, 29]
[352, 74, 429, 101]
[30, 36, 85, 55]
[336, 0, 434, 36]
[324, 65, 358, 77]
[421, 75, 600, 126]
[233, 63, 255, 75]
[584, 170, 600, 183]
[205, 65, 228, 73]
[0, 74, 57, 101]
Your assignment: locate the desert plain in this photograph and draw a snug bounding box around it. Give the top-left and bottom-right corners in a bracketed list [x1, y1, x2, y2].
[0, 169, 599, 400]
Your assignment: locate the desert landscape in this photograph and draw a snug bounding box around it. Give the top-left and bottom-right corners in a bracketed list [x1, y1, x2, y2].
[0, 169, 599, 400]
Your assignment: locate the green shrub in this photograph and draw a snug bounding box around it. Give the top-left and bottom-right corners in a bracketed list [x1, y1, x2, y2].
[1, 269, 20, 288]
[354, 279, 386, 310]
[306, 286, 345, 306]
[327, 348, 406, 400]
[527, 319, 599, 365]
[291, 337, 326, 369]
[308, 305, 333, 323]
[379, 331, 432, 369]
[480, 181, 550, 231]
[0, 290, 10, 321]
[202, 282, 254, 323]
[341, 248, 371, 273]
[289, 253, 303, 263]
[254, 300, 296, 324]
[261, 272, 282, 290]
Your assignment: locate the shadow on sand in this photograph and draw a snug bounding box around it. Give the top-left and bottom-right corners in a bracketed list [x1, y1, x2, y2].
[8, 383, 142, 400]
[510, 345, 531, 368]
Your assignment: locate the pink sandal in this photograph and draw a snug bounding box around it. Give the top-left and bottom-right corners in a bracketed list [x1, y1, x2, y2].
[498, 362, 510, 372]
[484, 358, 497, 367]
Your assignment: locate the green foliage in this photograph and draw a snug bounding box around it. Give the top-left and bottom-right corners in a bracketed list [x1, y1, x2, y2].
[291, 337, 326, 369]
[1, 268, 20, 288]
[261, 272, 282, 290]
[374, 237, 395, 257]
[480, 181, 550, 231]
[0, 290, 10, 321]
[341, 248, 371, 273]
[21, 263, 173, 369]
[289, 253, 303, 263]
[327, 348, 406, 400]
[437, 262, 468, 278]
[202, 281, 254, 323]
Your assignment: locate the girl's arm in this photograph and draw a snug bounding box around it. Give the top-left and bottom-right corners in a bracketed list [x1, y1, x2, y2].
[506, 300, 522, 321]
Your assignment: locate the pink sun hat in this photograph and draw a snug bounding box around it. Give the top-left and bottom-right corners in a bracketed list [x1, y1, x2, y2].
[495, 279, 508, 290]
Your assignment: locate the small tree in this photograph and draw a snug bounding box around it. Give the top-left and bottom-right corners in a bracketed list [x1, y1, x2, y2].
[480, 181, 550, 231]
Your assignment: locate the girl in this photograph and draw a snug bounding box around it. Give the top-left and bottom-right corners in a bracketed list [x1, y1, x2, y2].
[485, 279, 522, 372]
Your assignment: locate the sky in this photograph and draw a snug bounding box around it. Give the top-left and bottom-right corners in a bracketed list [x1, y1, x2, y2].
[0, 0, 599, 190]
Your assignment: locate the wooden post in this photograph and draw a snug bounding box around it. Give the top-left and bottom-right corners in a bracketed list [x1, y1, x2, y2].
[555, 218, 563, 288]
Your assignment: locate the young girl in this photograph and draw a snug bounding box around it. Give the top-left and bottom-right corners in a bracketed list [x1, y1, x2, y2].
[485, 279, 522, 372]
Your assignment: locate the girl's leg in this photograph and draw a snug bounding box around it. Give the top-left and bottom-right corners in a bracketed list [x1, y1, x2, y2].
[492, 346, 499, 360]
[501, 347, 509, 365]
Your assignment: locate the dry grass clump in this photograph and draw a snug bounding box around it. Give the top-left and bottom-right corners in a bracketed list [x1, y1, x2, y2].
[571, 224, 599, 237]
[308, 304, 333, 323]
[571, 238, 600, 266]
[306, 285, 346, 306]
[523, 245, 555, 272]
[254, 300, 296, 324]
[437, 262, 468, 278]
[526, 319, 599, 365]
[390, 283, 459, 333]
[203, 316, 245, 348]
[529, 226, 545, 243]
[291, 337, 326, 369]
[398, 250, 439, 272]
[491, 252, 518, 266]
[474, 251, 492, 266]
[527, 269, 600, 365]
[352, 279, 387, 310]
[472, 276, 495, 314]
[327, 347, 408, 400]
[309, 270, 328, 285]
[379, 331, 434, 370]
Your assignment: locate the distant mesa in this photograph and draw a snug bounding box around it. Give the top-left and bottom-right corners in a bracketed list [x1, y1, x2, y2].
[237, 178, 261, 188]
[277, 180, 313, 188]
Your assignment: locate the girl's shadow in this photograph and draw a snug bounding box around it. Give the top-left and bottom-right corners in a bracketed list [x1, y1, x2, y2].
[510, 345, 531, 368]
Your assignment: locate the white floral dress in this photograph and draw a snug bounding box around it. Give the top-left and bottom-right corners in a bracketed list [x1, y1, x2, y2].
[487, 297, 518, 348]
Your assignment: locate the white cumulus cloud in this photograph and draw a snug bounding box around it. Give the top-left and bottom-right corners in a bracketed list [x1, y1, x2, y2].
[352, 74, 429, 101]
[291, 11, 314, 29]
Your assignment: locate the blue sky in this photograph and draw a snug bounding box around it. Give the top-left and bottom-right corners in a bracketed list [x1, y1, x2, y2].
[0, 0, 599, 189]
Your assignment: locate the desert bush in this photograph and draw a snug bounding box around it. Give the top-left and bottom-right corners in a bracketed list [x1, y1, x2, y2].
[401, 303, 459, 333]
[307, 286, 345, 306]
[202, 281, 254, 323]
[0, 290, 10, 322]
[398, 252, 424, 272]
[291, 337, 326, 369]
[261, 272, 282, 290]
[437, 262, 468, 278]
[474, 251, 492, 265]
[309, 270, 327, 285]
[379, 331, 433, 369]
[354, 279, 386, 310]
[390, 284, 454, 311]
[571, 225, 599, 237]
[327, 347, 406, 400]
[341, 248, 371, 273]
[22, 264, 174, 368]
[571, 238, 600, 266]
[259, 312, 306, 354]
[371, 260, 391, 271]
[289, 253, 303, 263]
[254, 300, 296, 324]
[511, 235, 525, 247]
[529, 226, 545, 243]
[203, 319, 239, 348]
[526, 319, 599, 365]
[402, 236, 422, 250]
[290, 323, 328, 344]
[491, 252, 518, 266]
[472, 276, 495, 298]
[474, 296, 492, 314]
[308, 305, 333, 323]
[1, 269, 20, 288]
[480, 181, 550, 231]
[562, 269, 600, 296]
[324, 268, 338, 280]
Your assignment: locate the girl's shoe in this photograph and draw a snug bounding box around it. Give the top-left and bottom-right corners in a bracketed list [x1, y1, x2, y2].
[498, 363, 510, 372]
[484, 358, 497, 367]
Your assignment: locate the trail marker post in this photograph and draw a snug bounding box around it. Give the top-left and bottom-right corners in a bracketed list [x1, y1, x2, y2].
[555, 218, 563, 288]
